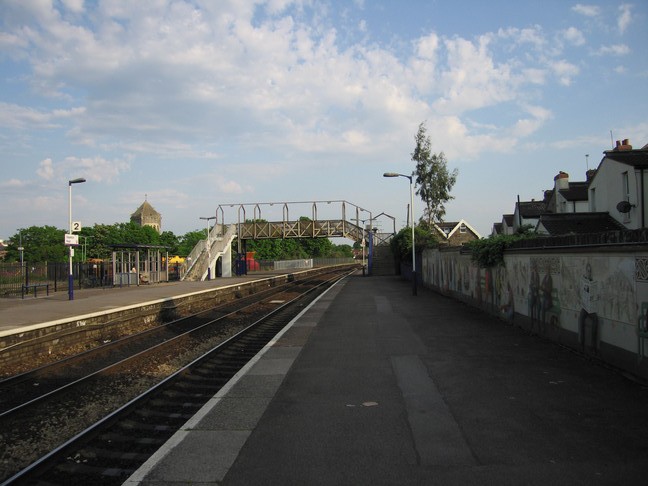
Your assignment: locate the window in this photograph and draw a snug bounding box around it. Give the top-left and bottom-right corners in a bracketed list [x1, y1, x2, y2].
[460, 224, 466, 233]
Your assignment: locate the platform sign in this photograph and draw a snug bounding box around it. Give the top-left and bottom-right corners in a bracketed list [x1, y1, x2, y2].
[64, 234, 79, 246]
[72, 221, 82, 232]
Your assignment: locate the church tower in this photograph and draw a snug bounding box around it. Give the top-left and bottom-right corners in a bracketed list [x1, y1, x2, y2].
[130, 196, 162, 233]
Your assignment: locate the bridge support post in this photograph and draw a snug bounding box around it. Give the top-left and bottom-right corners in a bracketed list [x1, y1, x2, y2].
[221, 244, 232, 277]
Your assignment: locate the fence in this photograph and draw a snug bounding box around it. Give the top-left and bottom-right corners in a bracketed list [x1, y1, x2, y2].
[238, 257, 356, 274]
[0, 261, 113, 298]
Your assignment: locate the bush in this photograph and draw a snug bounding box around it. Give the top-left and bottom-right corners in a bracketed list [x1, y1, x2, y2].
[466, 230, 533, 268]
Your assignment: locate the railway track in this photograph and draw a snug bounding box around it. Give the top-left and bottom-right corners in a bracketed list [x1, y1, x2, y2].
[1, 268, 353, 485]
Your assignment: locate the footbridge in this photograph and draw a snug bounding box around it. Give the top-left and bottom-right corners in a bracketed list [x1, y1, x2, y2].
[181, 200, 395, 281]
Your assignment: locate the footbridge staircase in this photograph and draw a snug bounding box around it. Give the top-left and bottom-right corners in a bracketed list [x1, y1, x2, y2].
[181, 200, 395, 281]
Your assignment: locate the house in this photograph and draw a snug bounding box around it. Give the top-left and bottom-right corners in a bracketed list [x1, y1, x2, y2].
[433, 219, 481, 245]
[512, 200, 546, 232]
[587, 139, 648, 229]
[130, 198, 162, 233]
[491, 214, 515, 236]
[535, 212, 626, 236]
[544, 171, 590, 214]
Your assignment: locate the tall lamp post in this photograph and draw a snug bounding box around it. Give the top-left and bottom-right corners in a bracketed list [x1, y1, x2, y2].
[383, 172, 417, 296]
[68, 177, 86, 300]
[200, 216, 216, 280]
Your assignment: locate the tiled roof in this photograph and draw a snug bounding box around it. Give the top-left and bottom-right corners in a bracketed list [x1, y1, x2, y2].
[558, 181, 589, 201]
[537, 212, 626, 236]
[503, 214, 514, 225]
[131, 200, 160, 218]
[518, 201, 546, 218]
[604, 148, 648, 168]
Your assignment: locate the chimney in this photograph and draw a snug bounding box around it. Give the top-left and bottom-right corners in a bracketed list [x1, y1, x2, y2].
[615, 139, 633, 151]
[554, 171, 569, 190]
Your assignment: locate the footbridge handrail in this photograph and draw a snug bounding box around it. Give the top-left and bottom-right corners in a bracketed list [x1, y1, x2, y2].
[215, 200, 375, 242]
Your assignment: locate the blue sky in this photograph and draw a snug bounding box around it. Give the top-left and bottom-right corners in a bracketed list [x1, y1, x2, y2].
[1, 0, 646, 242]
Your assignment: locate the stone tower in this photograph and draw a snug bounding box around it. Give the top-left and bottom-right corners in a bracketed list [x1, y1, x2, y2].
[130, 197, 162, 233]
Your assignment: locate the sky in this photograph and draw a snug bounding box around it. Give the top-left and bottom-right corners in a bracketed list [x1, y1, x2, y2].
[1, 0, 647, 243]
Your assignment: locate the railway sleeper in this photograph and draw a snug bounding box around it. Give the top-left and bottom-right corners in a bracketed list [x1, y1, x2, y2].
[98, 432, 167, 446]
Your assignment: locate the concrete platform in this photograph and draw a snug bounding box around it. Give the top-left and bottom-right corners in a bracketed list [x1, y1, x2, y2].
[123, 275, 648, 485]
[0, 274, 284, 336]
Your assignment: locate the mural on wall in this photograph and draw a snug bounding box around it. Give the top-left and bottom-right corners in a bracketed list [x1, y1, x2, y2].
[526, 257, 561, 333]
[423, 248, 646, 356]
[422, 248, 648, 381]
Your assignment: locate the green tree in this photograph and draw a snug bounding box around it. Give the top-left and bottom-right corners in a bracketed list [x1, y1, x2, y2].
[390, 225, 438, 263]
[177, 230, 205, 256]
[411, 122, 458, 226]
[5, 226, 67, 263]
[159, 231, 180, 255]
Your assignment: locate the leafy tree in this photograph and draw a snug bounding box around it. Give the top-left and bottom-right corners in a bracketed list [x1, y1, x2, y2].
[159, 231, 180, 255]
[177, 230, 205, 256]
[4, 226, 67, 263]
[390, 225, 438, 263]
[411, 122, 458, 226]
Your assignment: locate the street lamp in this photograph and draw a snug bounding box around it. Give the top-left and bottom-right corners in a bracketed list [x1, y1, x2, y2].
[383, 172, 417, 296]
[200, 216, 216, 280]
[68, 177, 86, 300]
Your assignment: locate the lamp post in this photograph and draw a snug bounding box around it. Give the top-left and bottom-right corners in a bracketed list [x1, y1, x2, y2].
[17, 231, 24, 284]
[200, 216, 216, 280]
[383, 172, 417, 296]
[68, 177, 86, 300]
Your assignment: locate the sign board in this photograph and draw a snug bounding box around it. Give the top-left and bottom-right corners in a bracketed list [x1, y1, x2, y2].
[72, 221, 82, 232]
[64, 234, 79, 246]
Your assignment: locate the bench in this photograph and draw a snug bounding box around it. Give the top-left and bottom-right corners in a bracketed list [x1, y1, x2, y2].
[22, 283, 50, 299]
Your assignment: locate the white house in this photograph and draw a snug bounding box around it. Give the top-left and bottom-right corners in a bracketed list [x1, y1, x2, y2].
[546, 171, 590, 214]
[588, 139, 648, 229]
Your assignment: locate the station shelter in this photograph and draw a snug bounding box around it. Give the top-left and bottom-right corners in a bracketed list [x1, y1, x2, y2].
[111, 244, 169, 286]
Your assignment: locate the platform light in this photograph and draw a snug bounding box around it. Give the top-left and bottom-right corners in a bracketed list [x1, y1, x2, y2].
[383, 172, 416, 296]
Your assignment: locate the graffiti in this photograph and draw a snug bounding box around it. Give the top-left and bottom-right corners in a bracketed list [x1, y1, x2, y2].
[421, 247, 648, 378]
[636, 257, 648, 282]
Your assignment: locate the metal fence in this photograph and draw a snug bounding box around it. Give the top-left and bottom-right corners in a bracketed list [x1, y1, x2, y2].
[0, 261, 113, 298]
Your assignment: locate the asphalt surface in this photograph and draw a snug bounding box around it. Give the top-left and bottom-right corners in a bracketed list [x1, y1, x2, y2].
[122, 274, 648, 485]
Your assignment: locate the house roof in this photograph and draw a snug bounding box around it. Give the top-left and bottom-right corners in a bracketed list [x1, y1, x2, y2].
[502, 214, 514, 226]
[558, 181, 589, 201]
[433, 219, 481, 239]
[603, 147, 648, 168]
[517, 201, 546, 218]
[536, 212, 626, 236]
[492, 222, 503, 235]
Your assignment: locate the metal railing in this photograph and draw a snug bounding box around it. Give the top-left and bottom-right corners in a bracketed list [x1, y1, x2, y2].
[0, 261, 113, 298]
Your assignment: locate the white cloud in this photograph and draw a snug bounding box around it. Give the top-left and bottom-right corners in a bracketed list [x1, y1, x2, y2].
[35, 155, 131, 183]
[433, 35, 517, 114]
[37, 158, 55, 180]
[597, 44, 630, 56]
[0, 178, 27, 188]
[511, 105, 553, 137]
[60, 0, 85, 14]
[562, 27, 585, 46]
[550, 59, 580, 86]
[572, 4, 600, 17]
[618, 4, 632, 34]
